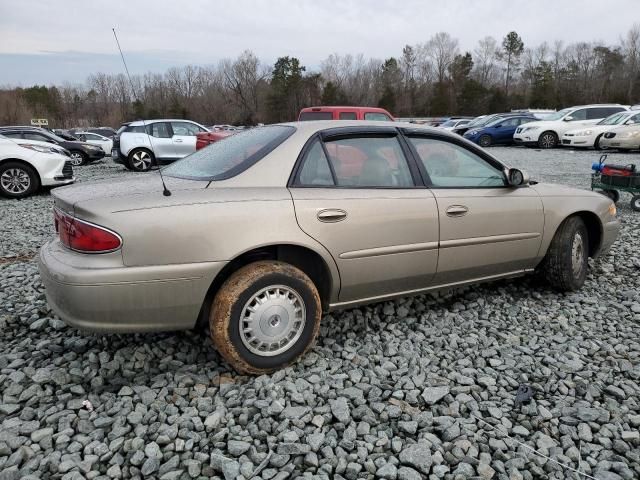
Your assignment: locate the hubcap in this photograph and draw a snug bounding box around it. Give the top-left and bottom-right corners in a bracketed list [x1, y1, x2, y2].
[70, 152, 84, 166]
[239, 285, 306, 356]
[132, 151, 151, 171]
[571, 233, 585, 277]
[1, 168, 30, 194]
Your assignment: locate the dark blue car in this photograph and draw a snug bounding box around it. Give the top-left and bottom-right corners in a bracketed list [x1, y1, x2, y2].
[463, 115, 537, 147]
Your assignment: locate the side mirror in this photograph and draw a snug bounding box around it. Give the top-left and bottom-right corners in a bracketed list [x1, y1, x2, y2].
[563, 116, 574, 122]
[507, 168, 529, 187]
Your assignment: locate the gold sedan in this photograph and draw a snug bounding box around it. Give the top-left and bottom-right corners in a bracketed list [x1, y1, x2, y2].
[38, 121, 619, 374]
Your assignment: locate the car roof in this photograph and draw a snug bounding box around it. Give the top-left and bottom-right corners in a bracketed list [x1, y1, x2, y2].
[299, 106, 391, 113]
[278, 119, 446, 137]
[127, 119, 203, 126]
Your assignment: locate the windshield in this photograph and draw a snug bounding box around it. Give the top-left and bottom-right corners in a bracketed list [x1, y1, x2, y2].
[485, 117, 509, 127]
[598, 112, 628, 126]
[440, 120, 457, 127]
[163, 125, 295, 180]
[465, 116, 488, 128]
[544, 108, 573, 121]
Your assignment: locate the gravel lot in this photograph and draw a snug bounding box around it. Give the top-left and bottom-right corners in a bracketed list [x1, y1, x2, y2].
[1, 147, 639, 480]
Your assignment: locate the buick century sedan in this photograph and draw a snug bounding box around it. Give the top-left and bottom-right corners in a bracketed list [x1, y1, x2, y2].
[39, 121, 619, 374]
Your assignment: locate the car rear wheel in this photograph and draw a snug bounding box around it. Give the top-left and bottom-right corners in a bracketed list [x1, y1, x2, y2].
[479, 134, 492, 147]
[631, 195, 640, 212]
[538, 131, 558, 149]
[69, 151, 87, 166]
[128, 149, 154, 172]
[540, 216, 588, 292]
[209, 260, 321, 375]
[0, 162, 40, 199]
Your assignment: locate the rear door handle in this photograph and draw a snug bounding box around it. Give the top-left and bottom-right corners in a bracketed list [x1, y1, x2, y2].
[317, 209, 347, 223]
[174, 139, 184, 143]
[446, 205, 469, 217]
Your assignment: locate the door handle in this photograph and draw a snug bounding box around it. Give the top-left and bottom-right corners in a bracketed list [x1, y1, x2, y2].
[446, 205, 469, 217]
[317, 209, 347, 223]
[174, 139, 183, 143]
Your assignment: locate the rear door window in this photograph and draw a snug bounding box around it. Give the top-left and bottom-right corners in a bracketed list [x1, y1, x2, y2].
[339, 112, 357, 120]
[147, 122, 172, 138]
[322, 135, 414, 187]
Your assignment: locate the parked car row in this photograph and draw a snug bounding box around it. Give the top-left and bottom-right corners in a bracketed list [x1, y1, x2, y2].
[436, 104, 636, 150]
[0, 126, 106, 166]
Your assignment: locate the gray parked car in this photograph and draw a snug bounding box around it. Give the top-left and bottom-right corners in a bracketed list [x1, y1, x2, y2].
[39, 121, 619, 374]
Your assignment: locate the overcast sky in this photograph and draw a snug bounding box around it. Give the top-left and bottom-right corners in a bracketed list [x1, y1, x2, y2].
[1, 0, 637, 86]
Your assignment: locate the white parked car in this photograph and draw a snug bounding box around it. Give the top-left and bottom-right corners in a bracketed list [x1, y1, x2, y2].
[438, 119, 471, 131]
[0, 135, 75, 198]
[561, 110, 640, 149]
[75, 131, 113, 155]
[513, 104, 629, 148]
[112, 119, 209, 172]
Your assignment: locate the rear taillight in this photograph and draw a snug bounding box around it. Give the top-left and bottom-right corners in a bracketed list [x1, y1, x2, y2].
[53, 208, 122, 253]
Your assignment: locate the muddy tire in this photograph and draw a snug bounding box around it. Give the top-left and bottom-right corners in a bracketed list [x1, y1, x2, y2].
[209, 260, 321, 375]
[540, 216, 589, 292]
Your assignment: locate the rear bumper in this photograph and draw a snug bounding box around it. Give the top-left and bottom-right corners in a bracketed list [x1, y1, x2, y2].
[38, 239, 226, 333]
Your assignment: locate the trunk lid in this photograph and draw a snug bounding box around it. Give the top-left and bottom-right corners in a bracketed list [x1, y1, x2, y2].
[52, 174, 209, 214]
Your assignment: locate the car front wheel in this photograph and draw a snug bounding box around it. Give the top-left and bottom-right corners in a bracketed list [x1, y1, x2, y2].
[0, 162, 39, 199]
[209, 260, 321, 374]
[541, 216, 588, 291]
[538, 131, 558, 149]
[69, 151, 87, 166]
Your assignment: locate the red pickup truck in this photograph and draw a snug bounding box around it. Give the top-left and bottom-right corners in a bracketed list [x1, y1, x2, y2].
[298, 106, 395, 121]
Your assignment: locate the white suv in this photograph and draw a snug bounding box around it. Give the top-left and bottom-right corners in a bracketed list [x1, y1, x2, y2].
[0, 135, 74, 198]
[513, 104, 629, 148]
[113, 119, 209, 172]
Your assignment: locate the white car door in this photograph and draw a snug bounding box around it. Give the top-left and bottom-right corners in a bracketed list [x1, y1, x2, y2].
[170, 122, 204, 158]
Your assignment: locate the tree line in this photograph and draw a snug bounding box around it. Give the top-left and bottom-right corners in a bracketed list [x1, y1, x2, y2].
[1, 26, 639, 128]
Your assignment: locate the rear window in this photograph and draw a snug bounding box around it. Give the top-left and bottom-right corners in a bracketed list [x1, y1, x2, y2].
[299, 111, 333, 121]
[163, 125, 295, 180]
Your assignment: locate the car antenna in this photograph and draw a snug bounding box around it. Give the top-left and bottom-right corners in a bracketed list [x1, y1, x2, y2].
[112, 28, 171, 196]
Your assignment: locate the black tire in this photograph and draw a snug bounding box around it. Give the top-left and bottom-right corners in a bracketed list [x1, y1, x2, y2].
[631, 195, 640, 212]
[594, 134, 604, 150]
[537, 131, 558, 149]
[602, 189, 620, 203]
[479, 135, 492, 147]
[0, 161, 40, 199]
[69, 151, 87, 166]
[209, 260, 321, 375]
[127, 148, 155, 172]
[540, 216, 589, 292]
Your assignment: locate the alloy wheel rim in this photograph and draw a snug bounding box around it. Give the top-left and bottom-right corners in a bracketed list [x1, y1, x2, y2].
[70, 152, 84, 166]
[541, 134, 555, 148]
[132, 151, 151, 170]
[239, 285, 306, 357]
[480, 136, 490, 147]
[1, 168, 31, 194]
[571, 233, 585, 277]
